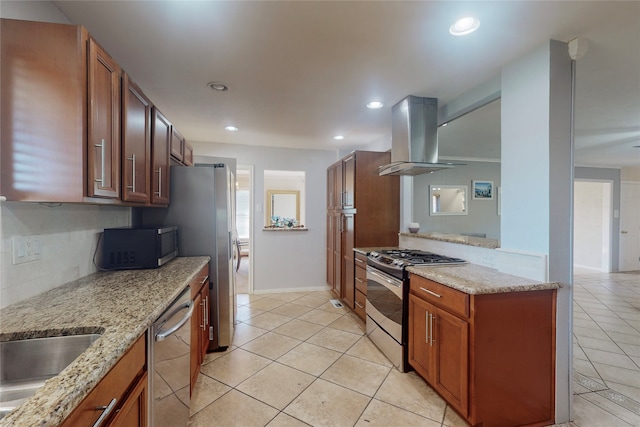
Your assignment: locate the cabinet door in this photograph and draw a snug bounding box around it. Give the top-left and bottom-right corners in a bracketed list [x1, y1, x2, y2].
[190, 292, 202, 394]
[334, 162, 344, 208]
[122, 75, 151, 203]
[151, 109, 171, 205]
[341, 213, 355, 307]
[434, 307, 469, 416]
[200, 286, 210, 360]
[87, 38, 121, 199]
[107, 372, 148, 427]
[342, 154, 355, 208]
[326, 212, 335, 289]
[170, 127, 184, 162]
[408, 294, 436, 382]
[183, 142, 194, 166]
[332, 213, 342, 296]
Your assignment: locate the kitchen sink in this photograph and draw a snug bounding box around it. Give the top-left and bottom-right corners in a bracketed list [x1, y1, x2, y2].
[0, 333, 102, 420]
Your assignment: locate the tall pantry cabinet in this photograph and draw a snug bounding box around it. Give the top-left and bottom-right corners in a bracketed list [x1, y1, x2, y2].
[326, 151, 399, 317]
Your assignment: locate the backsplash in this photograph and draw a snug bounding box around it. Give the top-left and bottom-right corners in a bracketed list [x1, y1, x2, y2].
[0, 202, 130, 308]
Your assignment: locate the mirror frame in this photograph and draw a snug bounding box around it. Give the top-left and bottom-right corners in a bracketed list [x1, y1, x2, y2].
[266, 190, 300, 225]
[429, 185, 468, 216]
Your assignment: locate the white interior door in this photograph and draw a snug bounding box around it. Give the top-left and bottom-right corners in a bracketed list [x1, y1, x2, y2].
[619, 182, 640, 272]
[574, 180, 612, 272]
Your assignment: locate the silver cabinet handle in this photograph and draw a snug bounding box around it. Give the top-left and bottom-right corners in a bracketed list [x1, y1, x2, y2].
[425, 310, 429, 343]
[200, 275, 208, 285]
[155, 167, 162, 196]
[126, 154, 136, 192]
[430, 313, 436, 346]
[94, 139, 105, 184]
[204, 296, 208, 328]
[355, 277, 364, 283]
[355, 258, 365, 264]
[355, 301, 364, 309]
[200, 298, 206, 330]
[93, 398, 117, 427]
[420, 287, 441, 298]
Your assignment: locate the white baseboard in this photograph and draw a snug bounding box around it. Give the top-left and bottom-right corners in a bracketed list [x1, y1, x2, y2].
[252, 285, 332, 295]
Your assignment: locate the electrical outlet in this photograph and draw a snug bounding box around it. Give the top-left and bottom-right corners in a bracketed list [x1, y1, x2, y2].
[12, 235, 43, 265]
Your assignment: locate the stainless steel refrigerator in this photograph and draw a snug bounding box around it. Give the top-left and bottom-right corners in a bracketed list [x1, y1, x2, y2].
[140, 162, 236, 351]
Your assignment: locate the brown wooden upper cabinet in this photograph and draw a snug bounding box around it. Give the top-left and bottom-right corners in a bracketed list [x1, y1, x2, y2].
[1, 19, 87, 202]
[87, 38, 121, 199]
[1, 18, 176, 206]
[170, 128, 193, 166]
[151, 108, 171, 205]
[122, 75, 152, 203]
[170, 127, 184, 163]
[183, 142, 194, 166]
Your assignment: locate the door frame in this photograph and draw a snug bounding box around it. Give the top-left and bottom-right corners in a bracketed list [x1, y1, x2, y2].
[237, 164, 254, 293]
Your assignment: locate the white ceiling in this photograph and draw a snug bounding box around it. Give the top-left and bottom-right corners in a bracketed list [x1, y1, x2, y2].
[51, 1, 640, 168]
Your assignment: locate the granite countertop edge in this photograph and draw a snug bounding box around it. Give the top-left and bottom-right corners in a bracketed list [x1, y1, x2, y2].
[399, 232, 500, 249]
[406, 264, 561, 294]
[0, 256, 210, 427]
[353, 247, 559, 294]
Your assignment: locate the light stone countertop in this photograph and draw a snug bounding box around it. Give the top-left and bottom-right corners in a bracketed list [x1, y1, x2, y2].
[399, 231, 500, 249]
[0, 256, 210, 427]
[407, 263, 561, 294]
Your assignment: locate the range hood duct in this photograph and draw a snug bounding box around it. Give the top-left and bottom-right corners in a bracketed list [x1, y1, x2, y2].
[379, 95, 458, 176]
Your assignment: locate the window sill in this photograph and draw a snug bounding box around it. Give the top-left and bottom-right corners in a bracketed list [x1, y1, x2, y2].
[262, 227, 308, 232]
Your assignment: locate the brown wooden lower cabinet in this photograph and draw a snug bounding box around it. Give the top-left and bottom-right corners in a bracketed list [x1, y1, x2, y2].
[353, 252, 368, 320]
[408, 273, 556, 427]
[189, 264, 210, 393]
[61, 334, 147, 427]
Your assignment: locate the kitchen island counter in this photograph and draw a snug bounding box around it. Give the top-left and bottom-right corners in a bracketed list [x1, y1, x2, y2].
[407, 263, 560, 294]
[0, 256, 210, 427]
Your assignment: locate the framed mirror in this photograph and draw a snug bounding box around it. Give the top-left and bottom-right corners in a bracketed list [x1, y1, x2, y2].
[430, 185, 468, 216]
[266, 190, 300, 225]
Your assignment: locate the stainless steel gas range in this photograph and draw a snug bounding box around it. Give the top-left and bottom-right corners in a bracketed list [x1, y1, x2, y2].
[365, 249, 466, 371]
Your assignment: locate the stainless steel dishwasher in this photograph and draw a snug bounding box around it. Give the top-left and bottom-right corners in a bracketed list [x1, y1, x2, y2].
[149, 286, 193, 427]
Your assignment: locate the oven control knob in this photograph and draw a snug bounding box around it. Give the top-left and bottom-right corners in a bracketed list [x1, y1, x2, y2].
[370, 251, 379, 258]
[393, 259, 404, 266]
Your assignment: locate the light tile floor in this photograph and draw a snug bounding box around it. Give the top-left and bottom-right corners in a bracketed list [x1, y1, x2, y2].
[188, 270, 640, 427]
[572, 269, 640, 426]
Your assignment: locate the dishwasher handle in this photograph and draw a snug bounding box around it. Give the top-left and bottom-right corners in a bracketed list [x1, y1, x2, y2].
[155, 300, 194, 342]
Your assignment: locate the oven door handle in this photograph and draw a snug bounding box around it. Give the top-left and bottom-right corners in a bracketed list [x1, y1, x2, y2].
[366, 267, 403, 299]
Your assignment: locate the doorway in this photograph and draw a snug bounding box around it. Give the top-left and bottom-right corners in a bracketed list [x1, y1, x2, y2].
[573, 180, 613, 272]
[236, 165, 253, 294]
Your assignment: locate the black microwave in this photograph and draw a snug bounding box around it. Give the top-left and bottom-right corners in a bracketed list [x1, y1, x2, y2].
[102, 226, 178, 270]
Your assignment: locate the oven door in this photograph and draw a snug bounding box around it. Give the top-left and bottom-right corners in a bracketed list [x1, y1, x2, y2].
[365, 266, 403, 343]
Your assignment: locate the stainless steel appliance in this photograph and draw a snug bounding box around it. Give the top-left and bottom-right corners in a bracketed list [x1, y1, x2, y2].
[378, 96, 461, 176]
[365, 249, 466, 371]
[140, 162, 236, 351]
[150, 286, 193, 427]
[101, 226, 178, 270]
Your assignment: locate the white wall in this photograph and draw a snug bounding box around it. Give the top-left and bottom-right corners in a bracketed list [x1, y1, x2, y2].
[191, 141, 337, 293]
[412, 160, 501, 240]
[501, 40, 573, 423]
[0, 0, 132, 309]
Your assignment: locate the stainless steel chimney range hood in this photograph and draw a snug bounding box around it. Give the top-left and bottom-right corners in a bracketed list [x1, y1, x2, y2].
[379, 96, 460, 176]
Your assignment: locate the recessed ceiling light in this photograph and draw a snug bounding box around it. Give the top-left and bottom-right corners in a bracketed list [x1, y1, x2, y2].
[333, 135, 345, 140]
[208, 81, 229, 91]
[449, 17, 480, 36]
[225, 125, 238, 132]
[366, 101, 384, 109]
[441, 123, 448, 127]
